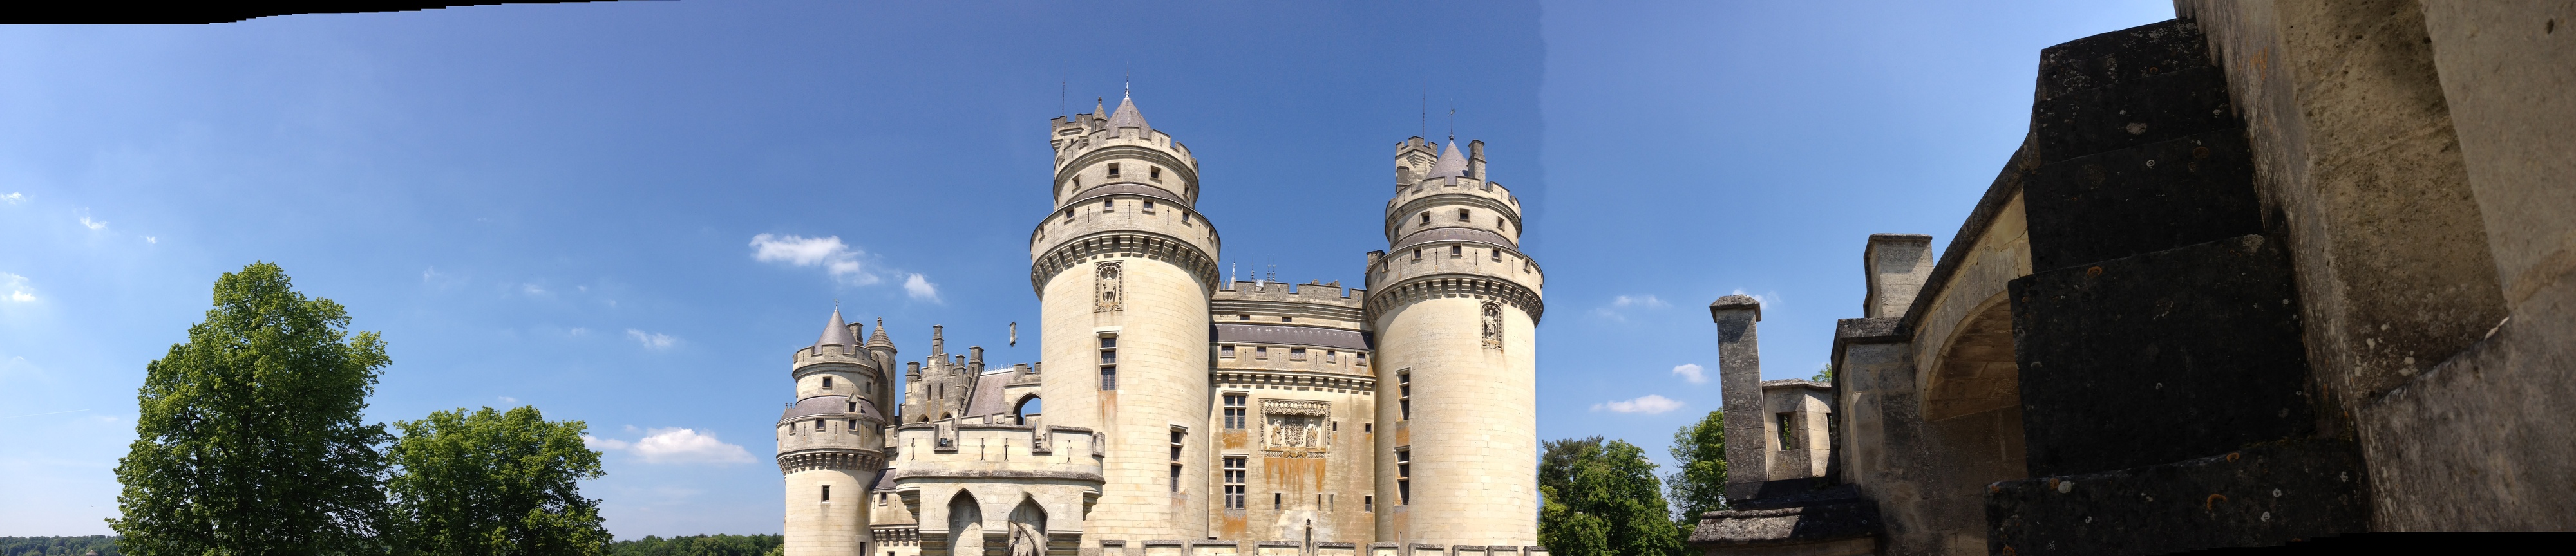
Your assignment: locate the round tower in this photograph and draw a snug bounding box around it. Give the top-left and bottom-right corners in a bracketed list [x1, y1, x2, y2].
[780, 308, 893, 556]
[1365, 136, 1542, 546]
[1027, 91, 1221, 543]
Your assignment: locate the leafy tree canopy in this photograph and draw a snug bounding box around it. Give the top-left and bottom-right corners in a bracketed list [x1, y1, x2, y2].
[605, 535, 784, 556]
[1667, 409, 1728, 524]
[111, 262, 393, 555]
[389, 406, 610, 556]
[1538, 438, 1684, 556]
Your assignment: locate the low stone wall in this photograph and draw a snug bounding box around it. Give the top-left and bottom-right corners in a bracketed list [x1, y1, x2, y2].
[1086, 541, 1544, 556]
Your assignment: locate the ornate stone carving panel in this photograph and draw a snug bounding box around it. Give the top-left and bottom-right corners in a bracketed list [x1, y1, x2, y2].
[1260, 399, 1332, 458]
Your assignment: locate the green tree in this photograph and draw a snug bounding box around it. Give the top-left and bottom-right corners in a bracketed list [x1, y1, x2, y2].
[1537, 438, 1683, 556]
[111, 262, 393, 555]
[1810, 363, 1833, 383]
[1666, 409, 1728, 525]
[388, 406, 611, 556]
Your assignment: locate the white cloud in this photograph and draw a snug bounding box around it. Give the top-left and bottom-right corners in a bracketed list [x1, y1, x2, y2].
[904, 273, 940, 301]
[498, 396, 519, 403]
[144, 236, 156, 244]
[1612, 295, 1667, 308]
[2, 273, 35, 302]
[568, 327, 591, 337]
[750, 234, 880, 285]
[626, 329, 677, 350]
[1, 192, 23, 204]
[587, 427, 754, 465]
[522, 283, 548, 296]
[1592, 394, 1685, 414]
[79, 216, 106, 230]
[1731, 288, 1781, 308]
[1672, 363, 1707, 384]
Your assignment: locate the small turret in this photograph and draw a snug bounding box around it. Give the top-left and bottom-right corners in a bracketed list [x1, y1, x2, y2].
[1108, 92, 1151, 131]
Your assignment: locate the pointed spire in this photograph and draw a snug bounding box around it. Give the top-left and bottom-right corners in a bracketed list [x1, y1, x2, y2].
[868, 317, 893, 349]
[1108, 91, 1150, 131]
[816, 307, 853, 348]
[1094, 97, 1106, 120]
[1425, 139, 1470, 178]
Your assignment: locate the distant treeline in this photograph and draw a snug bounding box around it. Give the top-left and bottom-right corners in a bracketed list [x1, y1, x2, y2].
[608, 535, 784, 556]
[0, 537, 120, 556]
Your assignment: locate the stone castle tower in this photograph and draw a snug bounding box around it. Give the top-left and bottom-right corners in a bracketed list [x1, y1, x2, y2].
[779, 91, 1546, 556]
[1366, 137, 1542, 546]
[1030, 91, 1220, 542]
[777, 309, 898, 556]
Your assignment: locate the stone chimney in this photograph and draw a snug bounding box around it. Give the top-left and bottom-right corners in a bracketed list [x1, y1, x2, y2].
[1862, 234, 1936, 318]
[1711, 294, 1767, 502]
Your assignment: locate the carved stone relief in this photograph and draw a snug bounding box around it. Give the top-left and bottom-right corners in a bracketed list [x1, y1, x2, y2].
[1095, 262, 1122, 312]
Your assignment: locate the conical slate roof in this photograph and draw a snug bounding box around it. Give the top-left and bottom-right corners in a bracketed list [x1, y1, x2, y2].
[1108, 93, 1150, 131]
[817, 308, 853, 348]
[867, 317, 893, 349]
[1423, 140, 1470, 178]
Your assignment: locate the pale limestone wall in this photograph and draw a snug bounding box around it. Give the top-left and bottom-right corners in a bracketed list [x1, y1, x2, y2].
[1037, 255, 1212, 543]
[1368, 296, 1537, 546]
[1908, 192, 2031, 404]
[786, 467, 881, 556]
[1207, 348, 1378, 542]
[1758, 384, 1833, 479]
[891, 425, 1102, 556]
[1384, 180, 1525, 246]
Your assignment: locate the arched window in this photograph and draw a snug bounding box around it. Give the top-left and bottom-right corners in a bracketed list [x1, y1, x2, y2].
[1014, 396, 1044, 425]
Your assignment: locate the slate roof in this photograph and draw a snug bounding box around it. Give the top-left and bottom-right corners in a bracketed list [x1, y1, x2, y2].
[1066, 183, 1188, 207]
[779, 394, 886, 423]
[1108, 93, 1150, 131]
[963, 370, 1021, 417]
[817, 308, 853, 347]
[1423, 140, 1470, 178]
[1213, 323, 1372, 351]
[1390, 227, 1517, 252]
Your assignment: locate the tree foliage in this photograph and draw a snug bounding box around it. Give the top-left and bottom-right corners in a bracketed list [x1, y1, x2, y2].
[388, 406, 610, 556]
[1537, 438, 1683, 556]
[1666, 409, 1729, 524]
[604, 535, 783, 556]
[1, 536, 122, 556]
[111, 262, 393, 555]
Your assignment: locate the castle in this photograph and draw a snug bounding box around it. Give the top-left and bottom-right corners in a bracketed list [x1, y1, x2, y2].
[768, 93, 1549, 556]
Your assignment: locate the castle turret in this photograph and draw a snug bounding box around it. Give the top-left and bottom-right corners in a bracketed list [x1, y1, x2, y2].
[1030, 90, 1220, 543]
[780, 308, 893, 556]
[1365, 136, 1542, 546]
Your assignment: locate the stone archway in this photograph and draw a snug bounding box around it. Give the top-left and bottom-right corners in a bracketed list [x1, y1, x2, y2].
[949, 491, 984, 556]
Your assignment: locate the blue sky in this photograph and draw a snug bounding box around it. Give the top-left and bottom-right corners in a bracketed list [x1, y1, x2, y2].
[0, 0, 2170, 538]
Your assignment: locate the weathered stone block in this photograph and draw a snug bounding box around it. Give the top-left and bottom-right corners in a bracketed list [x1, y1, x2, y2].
[2036, 19, 2214, 102]
[1986, 437, 2368, 556]
[2032, 66, 2239, 165]
[2024, 130, 2264, 272]
[2009, 235, 2313, 477]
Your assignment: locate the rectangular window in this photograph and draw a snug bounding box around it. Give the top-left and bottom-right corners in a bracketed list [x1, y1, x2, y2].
[1238, 314, 1252, 320]
[1143, 200, 1156, 213]
[1150, 167, 1162, 181]
[1103, 198, 1114, 212]
[1396, 449, 1412, 505]
[1274, 492, 1282, 510]
[823, 376, 833, 388]
[822, 485, 832, 502]
[1281, 316, 1293, 323]
[1255, 346, 1269, 360]
[1170, 464, 1183, 492]
[1412, 248, 1422, 261]
[816, 420, 827, 431]
[1101, 335, 1119, 390]
[1419, 212, 1430, 224]
[1364, 495, 1374, 513]
[1451, 245, 1463, 258]
[1458, 208, 1471, 221]
[1108, 163, 1121, 176]
[1220, 345, 1236, 358]
[1224, 394, 1247, 429]
[1325, 351, 1338, 363]
[1492, 249, 1502, 262]
[1289, 348, 1307, 361]
[1171, 430, 1186, 460]
[1356, 353, 1368, 366]
[878, 493, 887, 506]
[848, 419, 858, 433]
[1363, 423, 1373, 433]
[1224, 456, 1247, 508]
[1399, 373, 1412, 420]
[1777, 413, 1797, 450]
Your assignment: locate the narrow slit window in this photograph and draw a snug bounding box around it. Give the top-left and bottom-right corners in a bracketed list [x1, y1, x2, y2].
[1777, 413, 1797, 450]
[1396, 449, 1412, 505]
[1399, 372, 1412, 420]
[822, 485, 831, 502]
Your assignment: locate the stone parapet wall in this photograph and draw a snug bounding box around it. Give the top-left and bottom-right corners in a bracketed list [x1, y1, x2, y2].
[1084, 541, 1542, 556]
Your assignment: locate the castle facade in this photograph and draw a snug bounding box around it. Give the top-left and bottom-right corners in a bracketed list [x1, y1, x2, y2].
[772, 93, 1548, 556]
